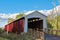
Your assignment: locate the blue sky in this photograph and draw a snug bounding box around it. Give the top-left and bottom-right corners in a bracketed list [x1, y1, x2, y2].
[0, 0, 59, 13]
[0, 0, 59, 27]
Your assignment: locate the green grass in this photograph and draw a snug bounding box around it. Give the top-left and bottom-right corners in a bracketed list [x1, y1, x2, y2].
[0, 37, 9, 40]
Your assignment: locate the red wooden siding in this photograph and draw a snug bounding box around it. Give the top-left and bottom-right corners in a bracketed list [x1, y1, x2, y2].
[4, 25, 9, 32]
[19, 19, 24, 32]
[4, 19, 25, 34]
[4, 25, 7, 31]
[8, 23, 13, 32]
[12, 21, 17, 33]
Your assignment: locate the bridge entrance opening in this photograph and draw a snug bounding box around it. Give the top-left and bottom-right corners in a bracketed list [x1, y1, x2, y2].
[28, 18, 43, 31]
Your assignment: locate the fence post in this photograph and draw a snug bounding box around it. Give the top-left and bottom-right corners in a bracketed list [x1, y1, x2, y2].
[34, 28, 36, 39]
[30, 29, 32, 37]
[36, 28, 38, 39]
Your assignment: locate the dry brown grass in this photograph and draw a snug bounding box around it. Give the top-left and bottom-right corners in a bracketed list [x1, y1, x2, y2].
[0, 29, 44, 40]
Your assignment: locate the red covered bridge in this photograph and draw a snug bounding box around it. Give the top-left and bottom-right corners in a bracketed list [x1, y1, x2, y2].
[4, 11, 47, 34]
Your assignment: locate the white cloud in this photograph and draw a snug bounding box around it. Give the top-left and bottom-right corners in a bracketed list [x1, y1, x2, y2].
[0, 20, 8, 28]
[0, 13, 8, 19]
[9, 13, 19, 19]
[0, 13, 19, 19]
[0, 13, 19, 27]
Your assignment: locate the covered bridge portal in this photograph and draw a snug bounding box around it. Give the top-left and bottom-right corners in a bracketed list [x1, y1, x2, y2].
[24, 11, 47, 32]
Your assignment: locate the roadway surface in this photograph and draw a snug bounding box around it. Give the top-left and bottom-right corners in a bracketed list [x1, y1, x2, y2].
[44, 33, 60, 40]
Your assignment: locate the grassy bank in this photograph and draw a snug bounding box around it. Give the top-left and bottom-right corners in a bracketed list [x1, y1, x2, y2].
[0, 29, 44, 40]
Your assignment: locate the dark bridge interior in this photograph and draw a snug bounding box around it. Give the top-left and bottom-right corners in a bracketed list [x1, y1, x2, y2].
[28, 18, 43, 31]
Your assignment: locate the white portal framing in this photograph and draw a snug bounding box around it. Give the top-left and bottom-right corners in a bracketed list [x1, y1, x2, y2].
[24, 11, 47, 32]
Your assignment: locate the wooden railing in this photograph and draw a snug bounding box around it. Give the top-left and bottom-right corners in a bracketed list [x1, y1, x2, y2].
[27, 28, 44, 40]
